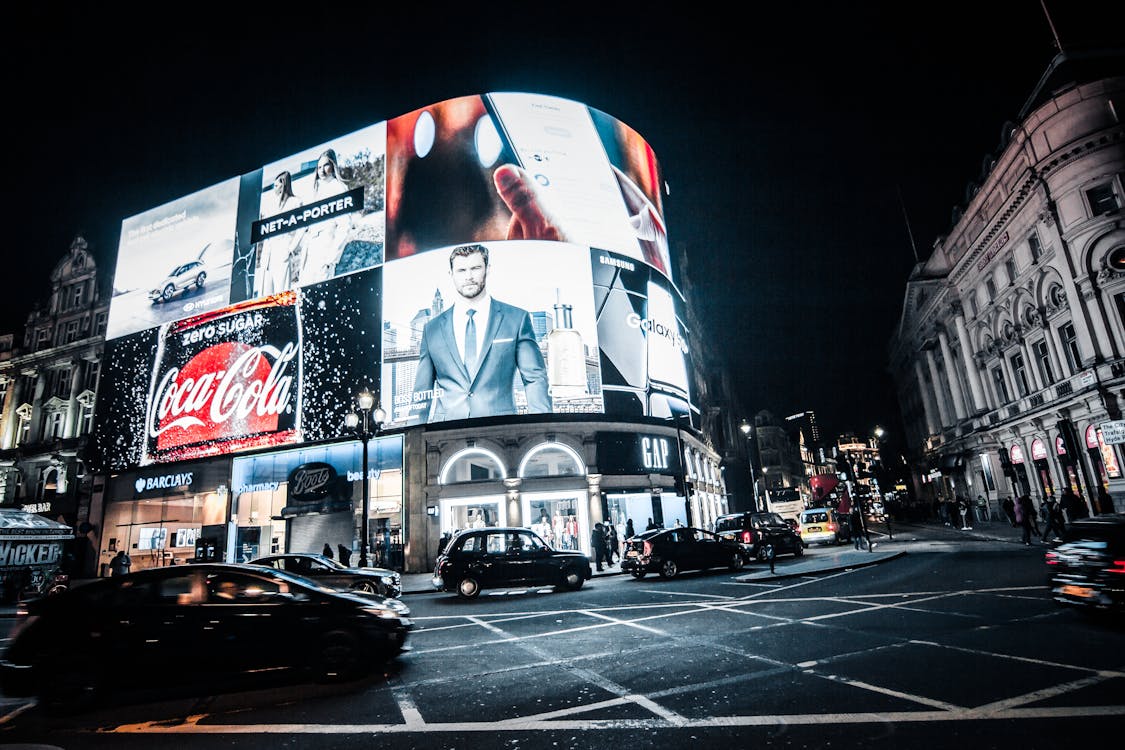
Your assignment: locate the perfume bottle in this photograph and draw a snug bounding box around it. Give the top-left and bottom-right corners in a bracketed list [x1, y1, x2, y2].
[547, 292, 587, 399]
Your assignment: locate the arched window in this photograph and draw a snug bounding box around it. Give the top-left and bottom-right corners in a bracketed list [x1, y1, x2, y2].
[439, 448, 507, 484]
[518, 442, 585, 478]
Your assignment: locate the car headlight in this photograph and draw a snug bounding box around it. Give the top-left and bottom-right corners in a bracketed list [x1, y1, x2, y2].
[363, 599, 410, 619]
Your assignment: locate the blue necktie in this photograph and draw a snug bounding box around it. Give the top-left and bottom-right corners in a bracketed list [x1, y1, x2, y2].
[464, 309, 477, 372]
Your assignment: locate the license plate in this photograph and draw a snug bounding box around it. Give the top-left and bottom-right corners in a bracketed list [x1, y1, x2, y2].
[807, 526, 821, 533]
[626, 550, 639, 558]
[1061, 584, 1094, 598]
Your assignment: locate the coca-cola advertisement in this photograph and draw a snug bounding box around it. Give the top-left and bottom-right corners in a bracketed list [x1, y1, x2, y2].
[94, 268, 381, 471]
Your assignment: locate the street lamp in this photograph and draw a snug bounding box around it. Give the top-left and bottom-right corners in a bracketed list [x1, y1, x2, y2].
[344, 389, 385, 568]
[740, 419, 760, 511]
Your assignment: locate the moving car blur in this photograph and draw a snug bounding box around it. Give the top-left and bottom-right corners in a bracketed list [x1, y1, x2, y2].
[1045, 513, 1125, 618]
[622, 526, 744, 579]
[249, 553, 402, 598]
[714, 511, 805, 562]
[432, 527, 592, 599]
[0, 563, 412, 709]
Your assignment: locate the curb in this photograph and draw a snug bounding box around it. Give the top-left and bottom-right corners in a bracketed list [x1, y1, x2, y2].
[735, 550, 907, 582]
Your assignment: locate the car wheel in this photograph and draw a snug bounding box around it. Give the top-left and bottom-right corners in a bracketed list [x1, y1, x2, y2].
[160, 284, 176, 303]
[195, 272, 207, 288]
[353, 581, 378, 594]
[631, 570, 646, 580]
[793, 542, 805, 557]
[558, 569, 585, 592]
[314, 629, 365, 683]
[659, 559, 679, 579]
[457, 576, 481, 599]
[729, 552, 744, 571]
[757, 543, 775, 562]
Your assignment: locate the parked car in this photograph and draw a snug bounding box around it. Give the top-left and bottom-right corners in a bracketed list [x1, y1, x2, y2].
[148, 259, 207, 303]
[714, 511, 805, 562]
[432, 527, 592, 599]
[799, 507, 852, 546]
[621, 526, 745, 579]
[0, 563, 412, 708]
[1044, 513, 1125, 618]
[249, 553, 401, 598]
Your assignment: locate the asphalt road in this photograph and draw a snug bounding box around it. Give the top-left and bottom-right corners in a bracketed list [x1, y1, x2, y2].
[2, 522, 1122, 749]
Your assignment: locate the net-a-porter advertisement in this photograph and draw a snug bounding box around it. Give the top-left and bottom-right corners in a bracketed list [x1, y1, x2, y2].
[95, 92, 694, 472]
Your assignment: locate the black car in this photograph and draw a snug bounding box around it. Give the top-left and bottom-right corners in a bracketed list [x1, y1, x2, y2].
[432, 527, 592, 599]
[1045, 513, 1125, 617]
[714, 511, 806, 562]
[0, 563, 413, 708]
[621, 527, 745, 579]
[249, 553, 402, 598]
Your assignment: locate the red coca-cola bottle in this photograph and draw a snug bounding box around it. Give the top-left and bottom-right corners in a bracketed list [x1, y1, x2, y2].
[142, 291, 303, 465]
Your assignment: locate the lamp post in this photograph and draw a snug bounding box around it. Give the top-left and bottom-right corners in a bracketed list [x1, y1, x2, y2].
[344, 389, 385, 569]
[740, 419, 760, 512]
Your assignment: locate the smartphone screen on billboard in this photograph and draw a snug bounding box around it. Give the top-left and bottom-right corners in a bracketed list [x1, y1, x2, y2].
[485, 93, 643, 259]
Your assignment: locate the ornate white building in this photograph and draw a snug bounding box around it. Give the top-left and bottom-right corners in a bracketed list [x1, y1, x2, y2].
[890, 50, 1125, 518]
[0, 236, 109, 573]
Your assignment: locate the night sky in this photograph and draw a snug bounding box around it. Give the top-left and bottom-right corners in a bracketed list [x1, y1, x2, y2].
[6, 2, 1122, 450]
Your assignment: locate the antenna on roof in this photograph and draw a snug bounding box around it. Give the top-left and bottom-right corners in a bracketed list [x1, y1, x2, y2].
[896, 186, 920, 264]
[1040, 0, 1064, 53]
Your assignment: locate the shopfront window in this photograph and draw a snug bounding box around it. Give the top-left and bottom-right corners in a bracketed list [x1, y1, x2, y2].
[440, 497, 505, 535]
[523, 493, 585, 552]
[100, 490, 227, 576]
[519, 443, 584, 477]
[440, 448, 506, 483]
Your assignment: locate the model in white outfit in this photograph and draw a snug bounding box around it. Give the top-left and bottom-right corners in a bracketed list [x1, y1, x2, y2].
[256, 170, 306, 296]
[300, 148, 353, 284]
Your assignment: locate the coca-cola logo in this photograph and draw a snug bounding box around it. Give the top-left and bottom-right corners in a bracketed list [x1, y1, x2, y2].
[287, 462, 337, 503]
[147, 341, 298, 451]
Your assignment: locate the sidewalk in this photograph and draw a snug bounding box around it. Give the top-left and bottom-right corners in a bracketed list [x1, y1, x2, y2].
[398, 517, 1036, 593]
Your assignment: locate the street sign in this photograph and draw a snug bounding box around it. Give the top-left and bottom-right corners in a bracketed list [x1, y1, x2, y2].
[1100, 420, 1125, 444]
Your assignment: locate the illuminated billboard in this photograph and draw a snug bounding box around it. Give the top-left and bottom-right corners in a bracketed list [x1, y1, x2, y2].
[96, 92, 693, 471]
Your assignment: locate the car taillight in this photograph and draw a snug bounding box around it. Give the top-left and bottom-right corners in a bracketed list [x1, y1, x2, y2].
[643, 541, 653, 556]
[1108, 559, 1125, 575]
[1045, 551, 1059, 566]
[741, 530, 754, 544]
[827, 523, 836, 531]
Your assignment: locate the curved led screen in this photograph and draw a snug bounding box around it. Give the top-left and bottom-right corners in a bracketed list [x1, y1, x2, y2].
[95, 93, 693, 471]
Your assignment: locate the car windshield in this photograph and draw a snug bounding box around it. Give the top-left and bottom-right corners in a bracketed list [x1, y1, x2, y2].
[714, 517, 742, 532]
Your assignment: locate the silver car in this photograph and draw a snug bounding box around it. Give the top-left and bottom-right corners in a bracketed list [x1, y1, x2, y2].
[149, 260, 207, 303]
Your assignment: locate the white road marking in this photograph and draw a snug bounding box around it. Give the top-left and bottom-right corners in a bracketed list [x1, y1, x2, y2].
[580, 609, 667, 635]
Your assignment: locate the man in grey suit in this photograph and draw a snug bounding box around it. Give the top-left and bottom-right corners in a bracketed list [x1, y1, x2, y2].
[412, 244, 550, 422]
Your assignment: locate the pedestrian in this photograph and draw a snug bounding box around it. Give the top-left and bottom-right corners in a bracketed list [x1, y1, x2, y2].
[849, 505, 867, 550]
[1059, 489, 1087, 523]
[645, 517, 658, 531]
[957, 496, 972, 530]
[1015, 494, 1038, 546]
[1097, 487, 1115, 514]
[438, 530, 453, 556]
[590, 523, 608, 571]
[1002, 496, 1017, 527]
[625, 518, 635, 539]
[1041, 497, 1067, 543]
[606, 523, 620, 565]
[110, 549, 132, 577]
[337, 543, 352, 567]
[975, 494, 990, 524]
[322, 543, 334, 560]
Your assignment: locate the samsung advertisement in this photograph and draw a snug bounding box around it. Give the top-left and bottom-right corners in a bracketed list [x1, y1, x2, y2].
[95, 92, 695, 471]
